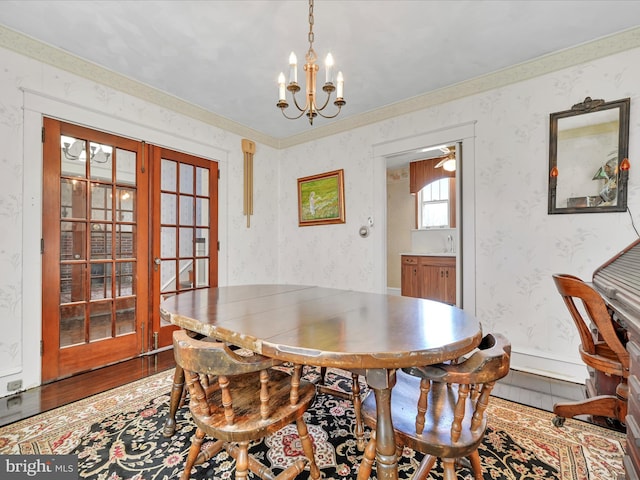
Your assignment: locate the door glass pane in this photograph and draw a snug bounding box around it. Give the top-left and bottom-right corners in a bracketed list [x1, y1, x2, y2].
[180, 195, 194, 225]
[116, 188, 135, 222]
[117, 262, 135, 297]
[195, 229, 208, 256]
[161, 260, 176, 292]
[60, 136, 87, 178]
[60, 264, 85, 303]
[60, 304, 85, 347]
[196, 167, 208, 195]
[89, 142, 113, 181]
[180, 164, 194, 194]
[179, 227, 193, 257]
[161, 193, 176, 224]
[91, 184, 112, 221]
[89, 302, 112, 341]
[61, 179, 87, 219]
[60, 222, 86, 260]
[196, 198, 209, 226]
[116, 148, 136, 185]
[91, 262, 112, 300]
[161, 159, 177, 191]
[116, 224, 135, 258]
[195, 258, 209, 287]
[161, 227, 176, 257]
[115, 297, 136, 336]
[90, 223, 111, 259]
[179, 259, 193, 289]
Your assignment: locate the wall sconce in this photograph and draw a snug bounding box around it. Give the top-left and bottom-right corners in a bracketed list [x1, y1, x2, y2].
[618, 158, 631, 208]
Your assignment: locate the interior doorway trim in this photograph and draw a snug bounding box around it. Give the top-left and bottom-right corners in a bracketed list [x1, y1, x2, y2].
[372, 121, 477, 313]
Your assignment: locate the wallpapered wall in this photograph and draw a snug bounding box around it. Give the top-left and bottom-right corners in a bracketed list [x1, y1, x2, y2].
[276, 47, 640, 380]
[386, 168, 412, 289]
[0, 41, 639, 395]
[0, 46, 281, 394]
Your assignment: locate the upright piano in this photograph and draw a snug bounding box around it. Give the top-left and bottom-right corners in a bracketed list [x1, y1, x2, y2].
[592, 238, 640, 480]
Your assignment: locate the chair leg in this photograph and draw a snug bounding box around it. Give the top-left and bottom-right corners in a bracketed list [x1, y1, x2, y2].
[356, 431, 376, 480]
[351, 372, 365, 450]
[295, 418, 320, 480]
[468, 450, 483, 480]
[195, 438, 225, 465]
[181, 427, 205, 480]
[163, 365, 185, 437]
[226, 443, 278, 480]
[319, 366, 327, 386]
[234, 441, 250, 480]
[441, 458, 457, 480]
[413, 454, 437, 480]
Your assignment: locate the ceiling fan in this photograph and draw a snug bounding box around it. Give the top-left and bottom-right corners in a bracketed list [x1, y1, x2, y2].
[434, 148, 456, 172]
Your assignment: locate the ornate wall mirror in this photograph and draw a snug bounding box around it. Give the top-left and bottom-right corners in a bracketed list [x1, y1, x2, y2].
[548, 97, 630, 214]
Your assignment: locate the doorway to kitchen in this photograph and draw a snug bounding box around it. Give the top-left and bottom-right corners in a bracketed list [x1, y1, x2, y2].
[372, 122, 476, 312]
[386, 142, 459, 302]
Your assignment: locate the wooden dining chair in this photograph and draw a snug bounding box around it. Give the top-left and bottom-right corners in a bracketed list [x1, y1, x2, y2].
[173, 329, 321, 480]
[357, 333, 511, 480]
[551, 273, 629, 427]
[162, 329, 258, 438]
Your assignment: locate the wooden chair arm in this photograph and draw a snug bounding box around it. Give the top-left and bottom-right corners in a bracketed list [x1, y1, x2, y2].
[173, 330, 280, 376]
[403, 333, 511, 385]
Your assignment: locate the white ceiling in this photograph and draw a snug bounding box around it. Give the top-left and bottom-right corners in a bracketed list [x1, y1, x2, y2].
[1, 1, 640, 143]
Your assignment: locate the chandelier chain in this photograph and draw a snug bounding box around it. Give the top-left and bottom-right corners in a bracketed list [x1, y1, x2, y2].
[308, 0, 315, 50]
[308, 0, 314, 44]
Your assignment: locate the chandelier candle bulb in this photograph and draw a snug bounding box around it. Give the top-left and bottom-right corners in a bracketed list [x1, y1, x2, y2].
[289, 52, 297, 84]
[336, 71, 344, 98]
[325, 53, 334, 83]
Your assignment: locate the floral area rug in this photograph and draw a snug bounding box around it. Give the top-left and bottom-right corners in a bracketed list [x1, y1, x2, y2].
[0, 368, 626, 479]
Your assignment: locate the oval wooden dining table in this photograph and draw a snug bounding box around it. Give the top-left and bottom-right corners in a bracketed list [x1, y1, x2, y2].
[160, 284, 483, 480]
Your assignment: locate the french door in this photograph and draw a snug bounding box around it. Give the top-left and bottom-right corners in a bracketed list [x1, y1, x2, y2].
[149, 146, 218, 349]
[42, 119, 148, 381]
[41, 118, 218, 382]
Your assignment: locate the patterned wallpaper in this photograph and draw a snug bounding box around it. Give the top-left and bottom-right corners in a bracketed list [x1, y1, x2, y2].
[275, 48, 640, 380]
[0, 42, 640, 393]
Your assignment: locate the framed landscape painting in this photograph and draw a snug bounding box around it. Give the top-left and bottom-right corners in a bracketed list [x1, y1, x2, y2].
[297, 169, 346, 226]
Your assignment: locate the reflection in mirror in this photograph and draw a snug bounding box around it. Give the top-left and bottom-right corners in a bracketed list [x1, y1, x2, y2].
[549, 97, 630, 214]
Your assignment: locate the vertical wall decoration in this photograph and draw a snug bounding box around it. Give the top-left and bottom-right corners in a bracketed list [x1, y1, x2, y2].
[242, 139, 256, 227]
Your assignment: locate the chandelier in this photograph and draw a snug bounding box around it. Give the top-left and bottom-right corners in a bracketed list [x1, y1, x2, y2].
[276, 0, 345, 124]
[62, 138, 111, 164]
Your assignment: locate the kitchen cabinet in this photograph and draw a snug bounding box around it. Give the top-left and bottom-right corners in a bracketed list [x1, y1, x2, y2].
[401, 255, 456, 305]
[401, 256, 419, 297]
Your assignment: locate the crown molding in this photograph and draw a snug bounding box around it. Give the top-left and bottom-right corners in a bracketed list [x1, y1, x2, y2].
[0, 24, 278, 148]
[2, 24, 640, 150]
[277, 26, 640, 148]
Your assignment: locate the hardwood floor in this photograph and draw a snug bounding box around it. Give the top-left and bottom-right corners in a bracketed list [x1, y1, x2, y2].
[0, 352, 588, 429]
[0, 349, 176, 428]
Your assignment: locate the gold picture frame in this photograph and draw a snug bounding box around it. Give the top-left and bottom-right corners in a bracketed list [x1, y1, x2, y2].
[297, 169, 346, 226]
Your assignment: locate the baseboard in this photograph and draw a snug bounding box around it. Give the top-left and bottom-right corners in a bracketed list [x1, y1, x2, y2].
[386, 287, 401, 296]
[510, 350, 588, 384]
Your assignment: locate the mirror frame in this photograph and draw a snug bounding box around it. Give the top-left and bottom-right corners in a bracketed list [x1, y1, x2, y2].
[548, 96, 630, 214]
